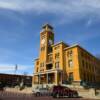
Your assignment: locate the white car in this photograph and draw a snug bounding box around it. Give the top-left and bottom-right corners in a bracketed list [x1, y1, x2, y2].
[32, 88, 50, 96]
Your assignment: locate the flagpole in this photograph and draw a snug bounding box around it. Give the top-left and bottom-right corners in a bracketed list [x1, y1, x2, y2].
[15, 64, 18, 75]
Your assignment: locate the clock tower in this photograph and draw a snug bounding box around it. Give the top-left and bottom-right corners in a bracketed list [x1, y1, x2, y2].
[39, 24, 54, 71]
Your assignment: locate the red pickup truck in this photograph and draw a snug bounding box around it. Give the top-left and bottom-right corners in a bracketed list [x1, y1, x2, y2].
[51, 85, 78, 98]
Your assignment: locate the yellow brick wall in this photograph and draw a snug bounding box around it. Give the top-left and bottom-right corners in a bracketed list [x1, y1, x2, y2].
[64, 46, 80, 82]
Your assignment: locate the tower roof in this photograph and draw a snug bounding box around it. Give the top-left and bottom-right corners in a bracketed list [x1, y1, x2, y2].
[42, 23, 53, 30]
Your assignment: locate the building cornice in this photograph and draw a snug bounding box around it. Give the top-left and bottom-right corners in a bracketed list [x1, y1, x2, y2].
[64, 44, 79, 50]
[34, 58, 39, 61]
[52, 41, 69, 47]
[64, 44, 99, 61]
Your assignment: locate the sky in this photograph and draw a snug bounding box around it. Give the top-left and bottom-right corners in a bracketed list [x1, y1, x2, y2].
[0, 0, 100, 75]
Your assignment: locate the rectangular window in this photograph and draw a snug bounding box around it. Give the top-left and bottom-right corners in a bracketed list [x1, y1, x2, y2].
[40, 63, 42, 67]
[41, 34, 45, 39]
[41, 47, 45, 51]
[36, 61, 39, 65]
[36, 68, 38, 72]
[67, 50, 73, 57]
[55, 46, 60, 50]
[81, 51, 84, 57]
[48, 47, 52, 53]
[68, 60, 73, 67]
[42, 62, 44, 67]
[40, 69, 44, 72]
[55, 53, 60, 59]
[49, 56, 52, 62]
[82, 60, 84, 67]
[83, 73, 86, 81]
[40, 62, 44, 67]
[55, 62, 59, 69]
[86, 62, 88, 70]
[69, 72, 74, 81]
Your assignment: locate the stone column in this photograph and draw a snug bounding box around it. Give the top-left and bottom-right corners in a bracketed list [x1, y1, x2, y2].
[60, 72, 63, 84]
[32, 76, 34, 88]
[47, 73, 48, 84]
[55, 71, 58, 85]
[38, 74, 40, 85]
[32, 76, 34, 84]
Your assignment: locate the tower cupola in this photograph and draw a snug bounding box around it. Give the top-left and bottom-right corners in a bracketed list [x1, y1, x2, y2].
[41, 23, 53, 33]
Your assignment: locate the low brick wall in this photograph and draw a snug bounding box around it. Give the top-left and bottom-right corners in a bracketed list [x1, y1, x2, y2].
[62, 84, 100, 99]
[5, 87, 32, 94]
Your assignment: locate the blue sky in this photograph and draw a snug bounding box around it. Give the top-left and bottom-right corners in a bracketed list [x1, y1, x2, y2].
[0, 0, 100, 75]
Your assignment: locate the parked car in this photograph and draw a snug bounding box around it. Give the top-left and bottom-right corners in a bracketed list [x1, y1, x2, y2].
[51, 85, 78, 98]
[32, 88, 50, 96]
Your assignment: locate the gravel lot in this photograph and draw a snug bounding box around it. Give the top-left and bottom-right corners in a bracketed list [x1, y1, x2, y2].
[0, 91, 98, 100]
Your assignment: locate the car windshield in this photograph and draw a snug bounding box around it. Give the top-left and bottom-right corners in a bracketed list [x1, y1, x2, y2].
[40, 88, 47, 90]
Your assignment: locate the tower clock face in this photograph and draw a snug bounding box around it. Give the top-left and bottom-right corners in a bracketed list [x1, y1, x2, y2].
[41, 39, 45, 45]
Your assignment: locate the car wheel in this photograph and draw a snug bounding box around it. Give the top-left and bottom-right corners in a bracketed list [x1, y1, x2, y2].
[52, 93, 56, 98]
[36, 92, 40, 97]
[73, 93, 78, 98]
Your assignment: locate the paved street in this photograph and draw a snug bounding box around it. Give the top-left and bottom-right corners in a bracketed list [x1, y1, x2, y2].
[0, 91, 98, 100]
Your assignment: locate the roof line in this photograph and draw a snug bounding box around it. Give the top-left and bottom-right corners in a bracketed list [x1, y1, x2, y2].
[52, 41, 69, 47]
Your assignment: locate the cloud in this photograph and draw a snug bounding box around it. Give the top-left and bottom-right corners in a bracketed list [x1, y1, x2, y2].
[0, 0, 100, 19]
[0, 64, 33, 74]
[0, 0, 100, 26]
[0, 64, 29, 71]
[86, 19, 92, 27]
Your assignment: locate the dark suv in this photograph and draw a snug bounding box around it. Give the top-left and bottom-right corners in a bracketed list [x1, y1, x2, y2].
[51, 85, 78, 98]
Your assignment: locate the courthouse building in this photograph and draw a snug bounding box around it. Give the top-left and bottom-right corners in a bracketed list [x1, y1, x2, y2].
[32, 24, 100, 87]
